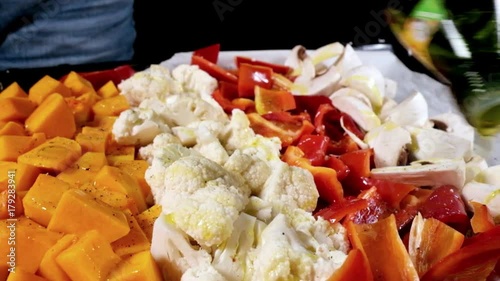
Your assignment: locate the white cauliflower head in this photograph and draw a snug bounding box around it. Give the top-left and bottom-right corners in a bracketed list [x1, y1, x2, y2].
[118, 64, 182, 106]
[163, 94, 229, 127]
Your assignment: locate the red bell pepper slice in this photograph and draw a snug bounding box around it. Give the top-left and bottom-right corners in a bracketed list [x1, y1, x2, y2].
[327, 248, 374, 281]
[421, 225, 500, 281]
[282, 146, 344, 204]
[419, 185, 470, 234]
[315, 197, 368, 223]
[470, 201, 495, 234]
[345, 186, 390, 225]
[219, 81, 239, 100]
[231, 98, 255, 113]
[293, 95, 332, 120]
[59, 65, 135, 90]
[235, 56, 292, 75]
[327, 135, 360, 155]
[369, 179, 417, 209]
[247, 112, 314, 147]
[212, 89, 245, 114]
[314, 103, 342, 137]
[338, 149, 374, 192]
[237, 63, 274, 98]
[254, 86, 296, 115]
[296, 134, 330, 166]
[191, 55, 238, 84]
[192, 43, 220, 64]
[324, 155, 350, 181]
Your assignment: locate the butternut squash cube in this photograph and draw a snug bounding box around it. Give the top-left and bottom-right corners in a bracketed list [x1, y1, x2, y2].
[65, 92, 97, 126]
[62, 71, 95, 97]
[47, 189, 130, 242]
[37, 234, 78, 281]
[0, 82, 28, 99]
[107, 250, 163, 281]
[22, 174, 71, 227]
[25, 93, 76, 139]
[56, 230, 121, 281]
[106, 145, 135, 165]
[0, 97, 37, 122]
[97, 80, 119, 98]
[94, 165, 147, 213]
[6, 268, 48, 281]
[0, 133, 46, 162]
[89, 116, 117, 131]
[135, 204, 162, 242]
[0, 217, 63, 274]
[112, 211, 150, 257]
[56, 152, 107, 186]
[28, 75, 71, 105]
[0, 189, 24, 219]
[18, 137, 81, 173]
[0, 121, 26, 136]
[12, 163, 41, 192]
[114, 160, 152, 202]
[0, 161, 17, 192]
[75, 131, 108, 153]
[77, 182, 139, 214]
[92, 95, 129, 117]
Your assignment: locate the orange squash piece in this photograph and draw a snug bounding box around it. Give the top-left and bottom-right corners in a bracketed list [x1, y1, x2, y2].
[0, 217, 63, 274]
[114, 160, 152, 201]
[17, 137, 82, 173]
[106, 145, 135, 165]
[25, 93, 76, 139]
[77, 182, 139, 214]
[22, 174, 72, 227]
[94, 165, 147, 213]
[111, 210, 150, 257]
[134, 204, 162, 242]
[0, 82, 28, 99]
[107, 250, 163, 281]
[0, 121, 26, 136]
[57, 151, 108, 187]
[6, 268, 48, 281]
[47, 189, 130, 242]
[28, 75, 71, 105]
[65, 92, 98, 126]
[37, 234, 78, 281]
[97, 80, 119, 98]
[0, 189, 24, 219]
[62, 71, 95, 97]
[0, 133, 46, 162]
[56, 230, 121, 281]
[0, 97, 37, 122]
[92, 95, 129, 117]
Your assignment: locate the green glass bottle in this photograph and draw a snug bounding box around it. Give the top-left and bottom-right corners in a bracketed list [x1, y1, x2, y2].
[427, 0, 500, 136]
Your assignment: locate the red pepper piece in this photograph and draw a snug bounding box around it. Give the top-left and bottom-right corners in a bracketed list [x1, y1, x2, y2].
[470, 201, 495, 234]
[315, 197, 368, 223]
[421, 225, 500, 281]
[237, 63, 273, 98]
[369, 179, 417, 209]
[327, 248, 374, 281]
[324, 155, 350, 181]
[254, 86, 296, 115]
[59, 65, 136, 90]
[327, 135, 360, 155]
[192, 43, 220, 64]
[235, 56, 292, 75]
[219, 81, 239, 100]
[212, 89, 244, 114]
[191, 55, 238, 84]
[247, 113, 314, 147]
[345, 186, 390, 225]
[419, 185, 470, 234]
[296, 134, 330, 166]
[338, 149, 374, 192]
[293, 95, 332, 120]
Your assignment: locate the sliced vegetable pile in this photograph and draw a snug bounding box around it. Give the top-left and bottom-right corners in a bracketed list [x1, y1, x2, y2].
[0, 69, 164, 281]
[184, 42, 500, 280]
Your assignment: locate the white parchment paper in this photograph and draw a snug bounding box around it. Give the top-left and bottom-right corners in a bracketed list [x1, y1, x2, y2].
[161, 50, 499, 165]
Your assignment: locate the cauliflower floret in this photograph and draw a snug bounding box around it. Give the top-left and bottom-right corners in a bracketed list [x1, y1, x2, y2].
[188, 120, 229, 165]
[138, 132, 181, 164]
[118, 64, 182, 106]
[259, 160, 319, 212]
[171, 64, 221, 109]
[164, 94, 228, 127]
[151, 216, 216, 281]
[145, 144, 197, 203]
[224, 149, 272, 194]
[161, 156, 251, 247]
[112, 107, 171, 146]
[181, 265, 228, 281]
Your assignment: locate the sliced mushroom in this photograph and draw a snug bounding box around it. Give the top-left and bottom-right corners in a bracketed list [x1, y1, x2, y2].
[310, 42, 344, 66]
[364, 122, 412, 168]
[406, 126, 473, 162]
[382, 91, 428, 127]
[330, 88, 381, 131]
[476, 165, 500, 186]
[340, 116, 369, 149]
[465, 154, 489, 183]
[384, 78, 398, 100]
[379, 98, 398, 120]
[340, 65, 386, 110]
[303, 64, 342, 96]
[429, 112, 475, 147]
[335, 44, 363, 75]
[370, 158, 466, 189]
[462, 181, 500, 218]
[284, 45, 316, 80]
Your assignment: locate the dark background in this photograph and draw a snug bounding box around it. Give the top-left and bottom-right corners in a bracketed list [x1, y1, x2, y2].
[132, 0, 406, 65]
[1, 0, 424, 90]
